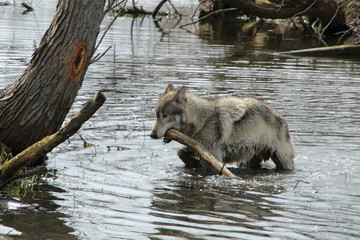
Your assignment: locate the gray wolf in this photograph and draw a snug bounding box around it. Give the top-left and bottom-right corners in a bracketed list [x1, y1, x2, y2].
[150, 84, 295, 170]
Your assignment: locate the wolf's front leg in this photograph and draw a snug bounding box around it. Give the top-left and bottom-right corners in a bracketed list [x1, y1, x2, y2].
[177, 147, 202, 168]
[177, 147, 216, 172]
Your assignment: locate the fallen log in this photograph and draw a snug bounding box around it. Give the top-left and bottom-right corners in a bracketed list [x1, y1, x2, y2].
[165, 129, 243, 180]
[280, 44, 360, 58]
[199, 0, 350, 35]
[0, 91, 106, 188]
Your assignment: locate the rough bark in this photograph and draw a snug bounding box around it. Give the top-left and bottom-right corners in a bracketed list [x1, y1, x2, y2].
[165, 129, 243, 180]
[0, 0, 106, 154]
[0, 91, 106, 188]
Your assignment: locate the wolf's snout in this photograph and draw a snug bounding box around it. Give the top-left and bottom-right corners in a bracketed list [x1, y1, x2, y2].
[150, 131, 158, 139]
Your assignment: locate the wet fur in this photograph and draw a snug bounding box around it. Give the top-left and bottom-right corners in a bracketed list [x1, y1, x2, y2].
[151, 84, 295, 170]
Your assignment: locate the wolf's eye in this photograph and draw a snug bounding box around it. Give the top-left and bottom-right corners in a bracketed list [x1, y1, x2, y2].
[162, 114, 168, 118]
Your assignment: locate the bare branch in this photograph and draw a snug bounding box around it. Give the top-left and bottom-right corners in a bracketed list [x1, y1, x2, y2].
[168, 0, 182, 17]
[191, 3, 201, 21]
[320, 0, 350, 36]
[91, 46, 112, 64]
[152, 0, 168, 18]
[92, 2, 127, 64]
[105, 0, 127, 15]
[291, 0, 318, 19]
[180, 8, 237, 28]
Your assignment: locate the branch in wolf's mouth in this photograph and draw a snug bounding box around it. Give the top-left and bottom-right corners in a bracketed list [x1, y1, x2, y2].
[163, 136, 172, 143]
[165, 129, 243, 180]
[163, 129, 173, 143]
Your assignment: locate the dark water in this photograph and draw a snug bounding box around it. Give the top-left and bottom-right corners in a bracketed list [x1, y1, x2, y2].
[1, 1, 360, 239]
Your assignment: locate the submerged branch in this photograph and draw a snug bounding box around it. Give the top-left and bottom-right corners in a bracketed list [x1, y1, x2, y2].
[280, 44, 360, 58]
[0, 91, 106, 188]
[165, 129, 243, 180]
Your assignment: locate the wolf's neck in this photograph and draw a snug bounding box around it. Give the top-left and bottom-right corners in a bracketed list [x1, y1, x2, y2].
[184, 93, 216, 134]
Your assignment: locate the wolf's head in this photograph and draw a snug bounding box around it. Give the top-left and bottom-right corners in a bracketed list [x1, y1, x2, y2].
[150, 84, 186, 140]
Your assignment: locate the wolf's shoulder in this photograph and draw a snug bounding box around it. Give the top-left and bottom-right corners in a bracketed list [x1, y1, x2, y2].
[209, 95, 262, 121]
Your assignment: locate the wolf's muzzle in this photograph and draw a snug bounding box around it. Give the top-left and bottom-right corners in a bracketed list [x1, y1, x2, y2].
[150, 132, 158, 139]
[150, 130, 172, 143]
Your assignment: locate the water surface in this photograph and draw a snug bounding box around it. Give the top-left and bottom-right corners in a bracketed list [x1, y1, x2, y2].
[0, 1, 360, 239]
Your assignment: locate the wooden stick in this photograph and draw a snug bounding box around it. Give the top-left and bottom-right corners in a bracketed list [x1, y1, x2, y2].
[165, 129, 243, 179]
[0, 91, 106, 188]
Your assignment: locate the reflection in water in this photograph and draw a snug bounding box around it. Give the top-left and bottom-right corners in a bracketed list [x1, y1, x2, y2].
[0, 184, 76, 239]
[197, 17, 321, 52]
[0, 0, 360, 239]
[151, 174, 287, 239]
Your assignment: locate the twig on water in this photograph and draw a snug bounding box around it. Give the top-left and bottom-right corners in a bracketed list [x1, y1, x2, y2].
[91, 46, 112, 64]
[294, 180, 309, 190]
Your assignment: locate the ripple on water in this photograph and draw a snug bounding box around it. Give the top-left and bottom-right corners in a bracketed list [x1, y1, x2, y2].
[1, 1, 360, 239]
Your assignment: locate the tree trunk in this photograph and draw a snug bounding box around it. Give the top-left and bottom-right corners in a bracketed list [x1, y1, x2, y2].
[0, 0, 106, 154]
[0, 91, 106, 188]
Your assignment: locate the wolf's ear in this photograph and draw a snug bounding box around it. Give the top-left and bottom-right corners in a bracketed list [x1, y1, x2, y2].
[163, 84, 175, 95]
[173, 86, 186, 103]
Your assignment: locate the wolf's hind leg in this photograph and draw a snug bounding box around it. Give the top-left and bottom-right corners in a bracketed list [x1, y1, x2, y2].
[271, 151, 294, 170]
